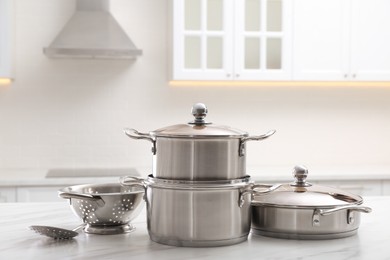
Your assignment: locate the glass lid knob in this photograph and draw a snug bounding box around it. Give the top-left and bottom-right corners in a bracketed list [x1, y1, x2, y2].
[292, 165, 311, 187]
[189, 103, 210, 125]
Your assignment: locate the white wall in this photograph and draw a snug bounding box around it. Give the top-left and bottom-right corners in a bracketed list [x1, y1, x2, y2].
[0, 0, 390, 177]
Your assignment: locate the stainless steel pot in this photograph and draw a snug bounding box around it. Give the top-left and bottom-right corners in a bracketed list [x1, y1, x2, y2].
[251, 165, 372, 240]
[124, 103, 275, 180]
[121, 175, 278, 247]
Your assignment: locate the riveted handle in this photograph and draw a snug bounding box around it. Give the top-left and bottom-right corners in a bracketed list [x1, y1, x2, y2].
[313, 205, 372, 226]
[239, 129, 276, 156]
[120, 176, 147, 201]
[239, 183, 281, 208]
[318, 205, 372, 215]
[124, 128, 156, 155]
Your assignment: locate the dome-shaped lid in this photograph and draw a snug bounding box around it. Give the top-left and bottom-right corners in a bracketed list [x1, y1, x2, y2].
[150, 103, 248, 138]
[252, 165, 363, 208]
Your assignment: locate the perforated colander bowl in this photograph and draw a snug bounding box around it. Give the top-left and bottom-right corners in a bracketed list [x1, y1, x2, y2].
[59, 183, 145, 235]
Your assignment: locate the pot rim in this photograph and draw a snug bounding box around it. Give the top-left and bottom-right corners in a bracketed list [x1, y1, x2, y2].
[250, 200, 363, 209]
[145, 174, 252, 189]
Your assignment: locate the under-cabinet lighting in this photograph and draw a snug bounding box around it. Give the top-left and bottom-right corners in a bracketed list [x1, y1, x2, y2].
[0, 78, 12, 85]
[169, 81, 390, 88]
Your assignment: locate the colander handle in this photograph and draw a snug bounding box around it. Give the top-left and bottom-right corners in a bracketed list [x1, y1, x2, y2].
[59, 193, 105, 207]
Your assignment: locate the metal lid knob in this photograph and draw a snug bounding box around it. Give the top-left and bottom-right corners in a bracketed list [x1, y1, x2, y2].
[189, 103, 210, 125]
[292, 165, 311, 187]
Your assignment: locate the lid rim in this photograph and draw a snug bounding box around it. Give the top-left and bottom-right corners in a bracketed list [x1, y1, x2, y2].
[251, 200, 363, 209]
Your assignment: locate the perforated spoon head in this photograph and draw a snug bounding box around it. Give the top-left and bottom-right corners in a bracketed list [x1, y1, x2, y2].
[30, 225, 79, 239]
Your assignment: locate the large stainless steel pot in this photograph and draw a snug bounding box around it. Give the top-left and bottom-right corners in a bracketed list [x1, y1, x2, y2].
[121, 175, 278, 247]
[251, 165, 372, 240]
[124, 103, 275, 180]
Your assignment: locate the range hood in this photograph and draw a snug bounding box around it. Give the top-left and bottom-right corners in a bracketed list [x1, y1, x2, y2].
[44, 0, 142, 59]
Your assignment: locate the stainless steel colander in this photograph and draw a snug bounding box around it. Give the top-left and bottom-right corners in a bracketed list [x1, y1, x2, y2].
[59, 183, 145, 235]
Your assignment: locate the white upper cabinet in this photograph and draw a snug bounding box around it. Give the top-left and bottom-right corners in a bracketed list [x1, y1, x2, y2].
[293, 0, 390, 81]
[350, 0, 390, 81]
[172, 0, 292, 80]
[0, 0, 13, 80]
[292, 0, 349, 80]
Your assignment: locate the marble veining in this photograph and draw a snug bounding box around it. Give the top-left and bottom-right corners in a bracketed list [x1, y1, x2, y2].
[0, 197, 389, 259]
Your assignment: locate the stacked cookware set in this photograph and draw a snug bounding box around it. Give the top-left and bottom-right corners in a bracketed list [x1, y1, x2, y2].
[120, 103, 371, 246]
[122, 103, 276, 246]
[54, 103, 371, 245]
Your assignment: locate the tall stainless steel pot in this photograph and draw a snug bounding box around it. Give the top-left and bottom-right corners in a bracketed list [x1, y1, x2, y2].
[124, 103, 275, 180]
[121, 175, 279, 247]
[251, 165, 372, 240]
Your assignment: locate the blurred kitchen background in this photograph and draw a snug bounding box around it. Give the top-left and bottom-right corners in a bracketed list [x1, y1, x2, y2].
[1, 0, 390, 202]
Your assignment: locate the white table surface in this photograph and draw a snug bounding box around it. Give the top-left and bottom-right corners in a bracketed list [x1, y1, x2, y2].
[1, 196, 389, 260]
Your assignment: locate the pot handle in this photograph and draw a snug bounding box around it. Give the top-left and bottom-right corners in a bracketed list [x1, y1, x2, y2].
[119, 176, 146, 188]
[251, 183, 282, 195]
[124, 128, 157, 155]
[313, 205, 372, 226]
[239, 183, 281, 208]
[59, 192, 105, 207]
[317, 205, 372, 215]
[120, 176, 147, 201]
[239, 130, 276, 156]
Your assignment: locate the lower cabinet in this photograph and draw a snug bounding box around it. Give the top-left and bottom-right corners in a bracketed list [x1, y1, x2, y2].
[0, 179, 389, 202]
[0, 187, 16, 202]
[383, 181, 390, 196]
[313, 180, 382, 196]
[16, 187, 64, 202]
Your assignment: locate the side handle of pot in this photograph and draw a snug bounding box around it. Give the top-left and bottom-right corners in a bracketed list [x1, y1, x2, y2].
[59, 192, 105, 207]
[239, 129, 276, 156]
[124, 128, 157, 155]
[239, 183, 281, 208]
[313, 205, 372, 226]
[120, 176, 147, 201]
[318, 205, 372, 216]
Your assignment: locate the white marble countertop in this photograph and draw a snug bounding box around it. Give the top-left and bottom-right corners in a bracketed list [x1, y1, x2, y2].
[1, 196, 389, 259]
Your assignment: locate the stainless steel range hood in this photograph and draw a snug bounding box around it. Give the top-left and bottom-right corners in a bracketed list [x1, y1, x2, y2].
[44, 0, 142, 59]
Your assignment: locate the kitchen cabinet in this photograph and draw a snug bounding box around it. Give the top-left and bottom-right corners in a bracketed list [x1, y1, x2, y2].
[383, 181, 390, 196]
[0, 187, 16, 202]
[0, 0, 13, 80]
[16, 186, 64, 202]
[0, 186, 64, 202]
[172, 0, 292, 80]
[313, 180, 382, 196]
[293, 0, 390, 81]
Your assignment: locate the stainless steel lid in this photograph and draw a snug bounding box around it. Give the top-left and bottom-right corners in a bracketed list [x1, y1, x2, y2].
[252, 165, 363, 208]
[150, 103, 248, 138]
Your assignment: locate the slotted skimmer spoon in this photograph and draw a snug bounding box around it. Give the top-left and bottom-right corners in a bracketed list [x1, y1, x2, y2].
[30, 224, 85, 239]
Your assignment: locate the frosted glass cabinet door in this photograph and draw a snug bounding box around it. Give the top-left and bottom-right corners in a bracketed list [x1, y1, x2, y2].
[0, 0, 13, 80]
[173, 0, 234, 80]
[234, 0, 292, 80]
